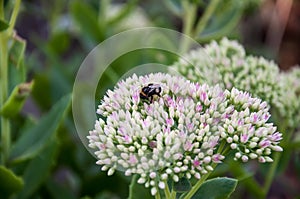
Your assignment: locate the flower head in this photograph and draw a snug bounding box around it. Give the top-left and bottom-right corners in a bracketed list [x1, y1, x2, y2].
[171, 38, 296, 128]
[279, 66, 300, 128]
[88, 73, 282, 195]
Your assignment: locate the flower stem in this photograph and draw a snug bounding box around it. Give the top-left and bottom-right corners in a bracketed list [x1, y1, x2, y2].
[262, 124, 293, 198]
[0, 0, 9, 165]
[179, 0, 197, 53]
[261, 152, 281, 198]
[183, 166, 215, 199]
[193, 0, 220, 37]
[0, 0, 21, 165]
[155, 190, 161, 199]
[8, 0, 21, 35]
[228, 160, 264, 198]
[170, 190, 176, 199]
[164, 180, 171, 198]
[183, 141, 229, 199]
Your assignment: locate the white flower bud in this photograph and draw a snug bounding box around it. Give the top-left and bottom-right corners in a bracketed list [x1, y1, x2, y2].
[173, 175, 179, 182]
[107, 168, 115, 176]
[230, 143, 237, 149]
[158, 181, 165, 189]
[151, 187, 157, 196]
[138, 177, 146, 184]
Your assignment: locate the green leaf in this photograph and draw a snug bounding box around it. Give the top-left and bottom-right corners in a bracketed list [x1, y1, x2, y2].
[173, 177, 191, 193]
[191, 177, 238, 199]
[31, 73, 52, 110]
[197, 0, 244, 42]
[9, 94, 71, 162]
[9, 34, 26, 69]
[107, 0, 138, 26]
[164, 0, 183, 16]
[70, 1, 103, 42]
[1, 81, 34, 118]
[0, 166, 24, 197]
[46, 179, 76, 199]
[16, 138, 59, 199]
[128, 175, 152, 199]
[47, 32, 71, 55]
[8, 35, 27, 93]
[0, 19, 9, 31]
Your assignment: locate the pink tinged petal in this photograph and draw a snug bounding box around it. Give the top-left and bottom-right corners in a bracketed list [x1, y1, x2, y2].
[166, 97, 175, 107]
[242, 155, 249, 162]
[251, 113, 258, 123]
[259, 139, 271, 148]
[173, 153, 183, 160]
[187, 123, 194, 132]
[100, 143, 106, 150]
[196, 104, 202, 112]
[238, 119, 244, 126]
[142, 119, 150, 128]
[209, 137, 219, 148]
[272, 145, 283, 152]
[240, 133, 249, 143]
[200, 91, 207, 102]
[189, 87, 196, 96]
[124, 134, 132, 143]
[166, 118, 174, 126]
[118, 127, 125, 135]
[132, 91, 139, 103]
[258, 156, 266, 163]
[260, 101, 268, 109]
[269, 132, 282, 142]
[129, 155, 138, 164]
[212, 154, 224, 163]
[146, 105, 154, 113]
[163, 126, 171, 134]
[193, 160, 201, 167]
[184, 141, 193, 151]
[111, 112, 118, 120]
[173, 83, 179, 93]
[263, 113, 270, 121]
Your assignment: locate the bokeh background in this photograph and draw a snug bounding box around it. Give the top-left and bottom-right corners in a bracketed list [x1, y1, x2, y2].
[4, 0, 300, 198]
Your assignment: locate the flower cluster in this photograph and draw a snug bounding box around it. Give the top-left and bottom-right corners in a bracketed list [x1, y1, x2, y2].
[171, 38, 296, 128]
[279, 66, 300, 129]
[88, 73, 282, 195]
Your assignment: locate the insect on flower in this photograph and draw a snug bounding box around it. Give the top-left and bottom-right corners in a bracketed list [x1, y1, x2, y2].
[140, 83, 162, 103]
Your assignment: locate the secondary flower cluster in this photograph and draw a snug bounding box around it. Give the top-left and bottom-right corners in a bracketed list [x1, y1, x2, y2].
[88, 73, 282, 195]
[171, 38, 297, 128]
[279, 66, 300, 129]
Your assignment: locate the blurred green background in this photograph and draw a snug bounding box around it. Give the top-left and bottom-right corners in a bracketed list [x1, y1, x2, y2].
[1, 0, 299, 198]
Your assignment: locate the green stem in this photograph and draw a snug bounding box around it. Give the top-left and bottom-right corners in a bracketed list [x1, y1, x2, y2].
[193, 0, 220, 36]
[0, 0, 3, 18]
[183, 165, 216, 199]
[7, 0, 21, 35]
[107, 0, 138, 25]
[164, 180, 171, 198]
[0, 0, 21, 165]
[0, 0, 9, 165]
[155, 189, 161, 199]
[228, 160, 264, 198]
[179, 1, 197, 53]
[98, 0, 110, 30]
[261, 124, 294, 198]
[170, 190, 176, 199]
[183, 142, 228, 199]
[262, 152, 281, 198]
